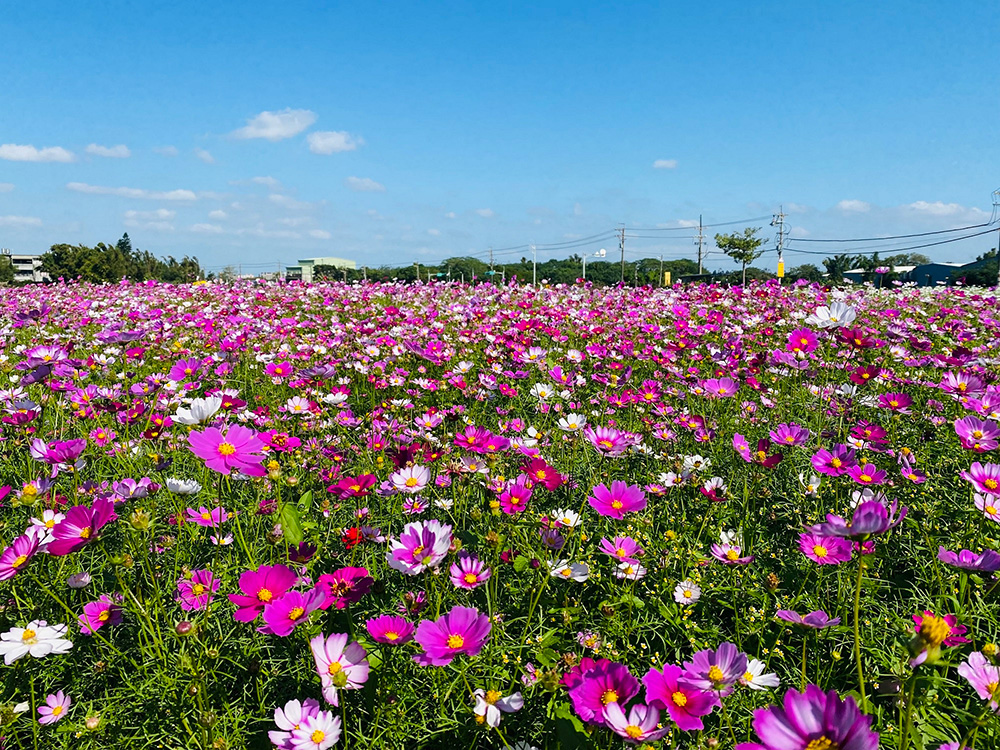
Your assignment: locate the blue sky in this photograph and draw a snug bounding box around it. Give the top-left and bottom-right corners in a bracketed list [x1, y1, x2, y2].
[1, 0, 997, 273]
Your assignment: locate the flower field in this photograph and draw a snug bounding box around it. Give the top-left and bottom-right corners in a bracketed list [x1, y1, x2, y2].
[1, 278, 999, 750]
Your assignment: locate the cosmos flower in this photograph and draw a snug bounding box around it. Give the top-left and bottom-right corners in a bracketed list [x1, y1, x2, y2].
[390, 464, 431, 494]
[449, 552, 491, 590]
[228, 564, 298, 622]
[548, 560, 590, 581]
[673, 580, 701, 604]
[598, 535, 644, 564]
[386, 519, 453, 575]
[186, 505, 228, 528]
[710, 543, 754, 565]
[37, 691, 71, 725]
[604, 702, 669, 743]
[680, 642, 748, 696]
[269, 698, 322, 749]
[587, 481, 647, 519]
[962, 462, 1000, 496]
[309, 632, 370, 706]
[413, 606, 491, 667]
[47, 497, 117, 556]
[798, 533, 853, 565]
[365, 615, 415, 645]
[172, 396, 222, 425]
[259, 588, 326, 637]
[472, 689, 523, 728]
[0, 621, 73, 664]
[317, 567, 373, 610]
[187, 424, 266, 476]
[176, 569, 220, 611]
[958, 651, 1000, 712]
[937, 546, 1000, 572]
[79, 595, 124, 635]
[807, 499, 907, 540]
[776, 609, 841, 629]
[0, 529, 42, 580]
[740, 659, 781, 691]
[909, 611, 969, 666]
[643, 663, 719, 731]
[567, 660, 639, 724]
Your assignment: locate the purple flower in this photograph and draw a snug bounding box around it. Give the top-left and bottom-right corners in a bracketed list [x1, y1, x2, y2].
[643, 663, 720, 731]
[962, 462, 1000, 496]
[228, 564, 298, 622]
[79, 594, 124, 634]
[736, 685, 879, 750]
[413, 606, 491, 667]
[449, 552, 491, 589]
[0, 530, 42, 580]
[37, 690, 71, 725]
[680, 642, 747, 696]
[769, 423, 810, 448]
[176, 569, 219, 611]
[799, 533, 853, 565]
[366, 614, 415, 645]
[937, 546, 1000, 572]
[810, 444, 856, 477]
[598, 535, 644, 564]
[807, 499, 907, 540]
[386, 519, 453, 575]
[587, 481, 647, 519]
[955, 417, 1000, 452]
[567, 660, 640, 724]
[48, 497, 117, 556]
[711, 543, 754, 565]
[846, 463, 887, 486]
[317, 567, 373, 610]
[259, 588, 326, 636]
[776, 609, 841, 629]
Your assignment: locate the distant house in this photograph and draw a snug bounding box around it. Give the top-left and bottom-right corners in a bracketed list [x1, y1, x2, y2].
[1, 250, 49, 283]
[285, 256, 357, 283]
[901, 262, 966, 286]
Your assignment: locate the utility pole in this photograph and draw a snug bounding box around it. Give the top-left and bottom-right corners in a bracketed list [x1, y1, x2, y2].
[362, 266, 367, 281]
[414, 262, 420, 282]
[695, 215, 705, 274]
[993, 189, 1000, 288]
[488, 247, 494, 275]
[531, 244, 537, 286]
[771, 205, 787, 284]
[659, 255, 664, 287]
[618, 224, 626, 283]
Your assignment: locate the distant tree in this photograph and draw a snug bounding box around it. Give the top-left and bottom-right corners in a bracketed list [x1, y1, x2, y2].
[0, 256, 14, 284]
[116, 233, 133, 255]
[715, 227, 765, 285]
[39, 240, 202, 283]
[786, 263, 824, 283]
[822, 254, 852, 283]
[951, 248, 998, 287]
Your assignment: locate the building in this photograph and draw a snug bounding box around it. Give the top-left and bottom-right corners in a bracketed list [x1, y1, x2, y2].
[285, 256, 357, 283]
[1, 250, 49, 283]
[901, 262, 966, 286]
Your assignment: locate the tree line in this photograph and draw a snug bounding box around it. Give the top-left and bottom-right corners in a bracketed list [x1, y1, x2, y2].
[27, 234, 202, 284]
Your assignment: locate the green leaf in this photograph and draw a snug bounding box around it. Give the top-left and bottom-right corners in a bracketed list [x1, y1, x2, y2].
[280, 503, 304, 545]
[513, 555, 531, 573]
[298, 490, 313, 512]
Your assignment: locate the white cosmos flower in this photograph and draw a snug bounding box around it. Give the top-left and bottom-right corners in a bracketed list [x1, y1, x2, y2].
[548, 560, 590, 582]
[558, 413, 586, 432]
[615, 561, 646, 580]
[0, 621, 73, 665]
[551, 509, 582, 528]
[472, 689, 523, 727]
[172, 396, 223, 425]
[673, 580, 701, 604]
[166, 478, 202, 495]
[740, 659, 780, 690]
[806, 301, 857, 329]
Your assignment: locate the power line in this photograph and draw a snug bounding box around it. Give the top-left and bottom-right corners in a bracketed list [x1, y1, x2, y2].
[628, 215, 771, 231]
[790, 220, 994, 243]
[784, 226, 998, 256]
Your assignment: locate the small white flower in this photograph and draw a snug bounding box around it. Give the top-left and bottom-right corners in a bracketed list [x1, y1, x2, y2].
[740, 658, 780, 690]
[172, 396, 223, 426]
[551, 509, 581, 528]
[548, 560, 590, 582]
[166, 478, 202, 495]
[673, 580, 701, 604]
[0, 621, 73, 665]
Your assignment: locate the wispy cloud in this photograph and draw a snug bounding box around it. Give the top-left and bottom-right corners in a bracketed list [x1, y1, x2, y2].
[0, 183, 13, 192]
[67, 182, 197, 201]
[232, 108, 317, 141]
[0, 215, 42, 227]
[208, 210, 228, 220]
[653, 159, 678, 169]
[309, 229, 332, 239]
[344, 176, 385, 192]
[191, 223, 224, 234]
[905, 200, 987, 219]
[308, 130, 364, 154]
[125, 209, 176, 221]
[269, 193, 317, 210]
[86, 143, 131, 158]
[0, 144, 75, 162]
[475, 208, 495, 218]
[836, 199, 871, 213]
[153, 145, 179, 157]
[195, 148, 215, 164]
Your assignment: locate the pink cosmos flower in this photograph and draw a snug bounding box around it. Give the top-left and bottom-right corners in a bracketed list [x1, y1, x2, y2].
[169, 357, 201, 381]
[955, 416, 1000, 452]
[776, 610, 841, 629]
[228, 564, 297, 622]
[48, 497, 117, 556]
[786, 328, 818, 354]
[958, 651, 1000, 711]
[264, 361, 293, 379]
[37, 690, 71, 725]
[309, 632, 370, 706]
[846, 463, 887, 486]
[0, 530, 42, 580]
[386, 519, 452, 575]
[962, 462, 1000, 496]
[29, 438, 87, 472]
[79, 594, 123, 635]
[807, 499, 907, 540]
[365, 614, 415, 645]
[769, 423, 810, 447]
[567, 660, 640, 724]
[413, 606, 491, 666]
[810, 445, 856, 477]
[604, 703, 670, 743]
[588, 481, 647, 519]
[583, 425, 631, 457]
[798, 533, 852, 565]
[937, 546, 1000, 572]
[290, 710, 341, 750]
[702, 377, 739, 398]
[187, 424, 266, 477]
[498, 478, 532, 514]
[598, 535, 644, 564]
[176, 569, 219, 611]
[317, 567, 373, 610]
[269, 698, 321, 749]
[643, 663, 720, 731]
[259, 588, 326, 636]
[976, 493, 1000, 522]
[910, 611, 969, 666]
[186, 506, 229, 528]
[449, 552, 491, 589]
[879, 392, 913, 413]
[390, 464, 431, 494]
[680, 642, 747, 696]
[710, 543, 754, 565]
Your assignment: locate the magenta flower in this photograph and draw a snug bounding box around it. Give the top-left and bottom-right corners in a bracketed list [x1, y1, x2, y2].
[169, 357, 201, 381]
[79, 594, 124, 635]
[187, 424, 266, 477]
[567, 660, 640, 724]
[176, 569, 219, 611]
[259, 588, 325, 636]
[710, 543, 754, 565]
[786, 328, 818, 354]
[365, 614, 415, 645]
[776, 609, 841, 629]
[680, 642, 747, 696]
[583, 425, 631, 457]
[702, 377, 739, 398]
[962, 461, 1000, 496]
[228, 564, 297, 622]
[387, 519, 453, 575]
[413, 606, 491, 666]
[309, 632, 370, 706]
[937, 546, 1000, 572]
[846, 463, 887, 486]
[643, 663, 719, 731]
[604, 703, 670, 744]
[186, 505, 229, 528]
[769, 423, 810, 447]
[498, 480, 532, 514]
[0, 530, 42, 580]
[449, 552, 491, 590]
[955, 417, 1000, 452]
[878, 392, 913, 413]
[910, 611, 969, 666]
[807, 499, 907, 540]
[29, 438, 87, 470]
[48, 497, 117, 556]
[799, 533, 852, 565]
[37, 690, 71, 725]
[598, 535, 644, 564]
[735, 685, 878, 750]
[587, 481, 647, 519]
[317, 567, 373, 610]
[810, 444, 856, 476]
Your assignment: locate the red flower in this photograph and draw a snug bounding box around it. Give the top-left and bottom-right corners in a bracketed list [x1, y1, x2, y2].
[341, 527, 362, 550]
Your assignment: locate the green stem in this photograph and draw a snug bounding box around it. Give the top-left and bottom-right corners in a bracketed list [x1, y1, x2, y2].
[853, 559, 867, 708]
[899, 671, 917, 750]
[801, 636, 808, 692]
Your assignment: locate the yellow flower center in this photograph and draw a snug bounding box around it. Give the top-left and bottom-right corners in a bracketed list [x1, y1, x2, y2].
[23, 486, 37, 497]
[974, 430, 984, 439]
[22, 629, 37, 643]
[52, 705, 64, 716]
[463, 573, 478, 584]
[708, 665, 725, 683]
[859, 474, 872, 483]
[986, 479, 999, 491]
[813, 545, 829, 558]
[600, 689, 619, 705]
[257, 588, 272, 602]
[743, 671, 754, 682]
[328, 662, 342, 675]
[485, 690, 502, 704]
[99, 610, 111, 622]
[611, 500, 623, 509]
[405, 477, 419, 487]
[412, 545, 425, 556]
[12, 554, 28, 569]
[201, 512, 211, 520]
[599, 440, 613, 449]
[625, 725, 643, 739]
[310, 730, 326, 743]
[615, 548, 627, 557]
[287, 607, 304, 620]
[671, 691, 687, 707]
[79, 526, 92, 540]
[920, 616, 952, 647]
[683, 590, 693, 598]
[986, 505, 998, 516]
[805, 738, 838, 750]
[447, 634, 465, 649]
[217, 442, 236, 456]
[830, 458, 842, 468]
[191, 584, 205, 596]
[725, 549, 739, 561]
[384, 631, 399, 641]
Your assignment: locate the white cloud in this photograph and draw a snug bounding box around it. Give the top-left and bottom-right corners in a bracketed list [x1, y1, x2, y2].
[0, 215, 42, 227]
[308, 130, 364, 154]
[195, 148, 215, 164]
[277, 217, 311, 227]
[252, 176, 280, 188]
[905, 200, 987, 218]
[0, 183, 12, 192]
[788, 226, 810, 238]
[232, 108, 317, 141]
[655, 219, 699, 229]
[153, 145, 179, 157]
[309, 229, 332, 239]
[125, 209, 176, 221]
[427, 228, 441, 236]
[653, 159, 678, 169]
[573, 202, 584, 216]
[784, 202, 810, 214]
[445, 211, 456, 219]
[0, 144, 75, 162]
[836, 199, 871, 213]
[237, 225, 302, 239]
[67, 182, 197, 201]
[208, 210, 228, 220]
[269, 193, 316, 210]
[86, 143, 131, 158]
[344, 176, 385, 192]
[475, 208, 495, 218]
[191, 223, 224, 234]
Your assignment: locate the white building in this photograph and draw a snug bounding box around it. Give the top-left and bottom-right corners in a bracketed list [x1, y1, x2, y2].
[285, 256, 357, 283]
[1, 249, 49, 283]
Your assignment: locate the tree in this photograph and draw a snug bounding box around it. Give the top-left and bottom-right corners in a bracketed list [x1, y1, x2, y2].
[116, 233, 133, 255]
[951, 249, 998, 288]
[715, 227, 765, 285]
[0, 256, 13, 284]
[822, 254, 852, 283]
[786, 263, 824, 283]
